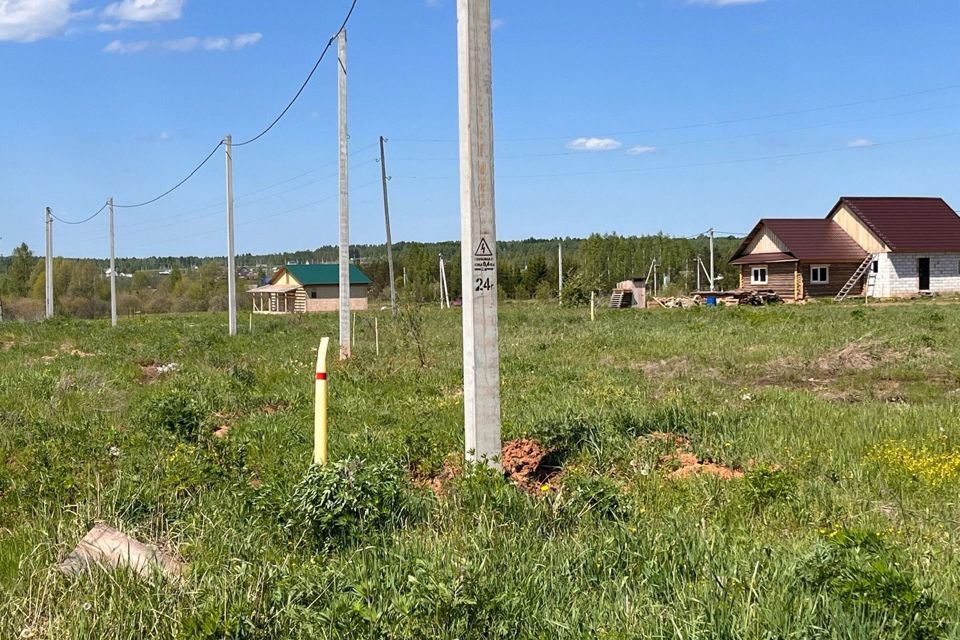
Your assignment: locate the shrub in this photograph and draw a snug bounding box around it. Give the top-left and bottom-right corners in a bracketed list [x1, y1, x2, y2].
[143, 388, 207, 441]
[283, 458, 411, 547]
[799, 527, 947, 639]
[740, 465, 795, 513]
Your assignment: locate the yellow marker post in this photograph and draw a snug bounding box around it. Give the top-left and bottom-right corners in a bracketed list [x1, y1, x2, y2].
[314, 337, 330, 465]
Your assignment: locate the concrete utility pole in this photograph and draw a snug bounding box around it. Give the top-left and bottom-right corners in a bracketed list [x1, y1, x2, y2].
[558, 243, 563, 305]
[109, 198, 117, 327]
[708, 228, 716, 291]
[45, 207, 53, 319]
[224, 135, 237, 337]
[439, 254, 451, 309]
[458, 0, 501, 467]
[338, 29, 351, 360]
[379, 136, 397, 315]
[696, 256, 701, 291]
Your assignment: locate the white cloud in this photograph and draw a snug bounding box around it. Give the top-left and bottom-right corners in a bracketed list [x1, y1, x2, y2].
[491, 17, 505, 31]
[566, 137, 623, 152]
[231, 32, 261, 48]
[847, 138, 877, 148]
[425, 0, 442, 7]
[160, 35, 196, 51]
[106, 32, 263, 54]
[102, 0, 182, 23]
[626, 145, 657, 155]
[0, 0, 74, 42]
[103, 38, 148, 53]
[688, 0, 766, 5]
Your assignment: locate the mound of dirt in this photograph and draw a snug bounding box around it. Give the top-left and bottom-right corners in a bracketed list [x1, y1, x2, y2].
[413, 459, 462, 497]
[649, 433, 743, 481]
[501, 438, 561, 491]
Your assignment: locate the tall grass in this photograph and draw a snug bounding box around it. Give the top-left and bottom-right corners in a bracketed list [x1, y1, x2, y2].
[0, 302, 958, 637]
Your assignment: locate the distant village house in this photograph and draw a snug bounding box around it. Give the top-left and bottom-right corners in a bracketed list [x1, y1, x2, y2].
[730, 197, 960, 300]
[249, 264, 372, 314]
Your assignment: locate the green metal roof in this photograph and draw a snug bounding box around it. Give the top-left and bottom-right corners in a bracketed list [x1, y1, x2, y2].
[281, 264, 372, 286]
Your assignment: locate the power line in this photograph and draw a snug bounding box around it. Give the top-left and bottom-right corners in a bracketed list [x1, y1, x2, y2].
[391, 83, 960, 144]
[389, 103, 960, 162]
[50, 201, 109, 225]
[114, 140, 224, 209]
[233, 0, 359, 147]
[70, 0, 361, 218]
[393, 130, 960, 180]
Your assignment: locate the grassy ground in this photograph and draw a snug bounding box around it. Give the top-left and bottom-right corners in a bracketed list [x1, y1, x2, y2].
[2, 301, 960, 639]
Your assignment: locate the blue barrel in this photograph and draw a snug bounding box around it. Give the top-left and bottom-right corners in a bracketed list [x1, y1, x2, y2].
[706, 296, 717, 306]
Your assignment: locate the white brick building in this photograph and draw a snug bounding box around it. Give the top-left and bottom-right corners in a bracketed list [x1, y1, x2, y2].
[826, 197, 960, 298]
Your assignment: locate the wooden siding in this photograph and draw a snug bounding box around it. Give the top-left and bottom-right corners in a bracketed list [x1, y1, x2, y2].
[801, 262, 863, 298]
[744, 227, 790, 255]
[831, 205, 889, 253]
[739, 262, 798, 300]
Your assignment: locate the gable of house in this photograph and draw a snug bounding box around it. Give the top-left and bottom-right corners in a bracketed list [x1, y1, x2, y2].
[829, 197, 960, 252]
[828, 202, 889, 253]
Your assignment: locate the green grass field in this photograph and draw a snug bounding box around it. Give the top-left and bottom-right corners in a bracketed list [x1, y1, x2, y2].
[2, 301, 960, 639]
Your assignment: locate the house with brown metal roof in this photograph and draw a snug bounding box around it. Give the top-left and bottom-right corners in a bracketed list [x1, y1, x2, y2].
[730, 197, 960, 300]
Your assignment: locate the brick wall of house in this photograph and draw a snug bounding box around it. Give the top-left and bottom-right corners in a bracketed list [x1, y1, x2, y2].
[872, 252, 960, 297]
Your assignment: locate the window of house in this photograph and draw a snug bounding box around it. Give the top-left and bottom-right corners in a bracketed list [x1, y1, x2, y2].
[872, 260, 879, 274]
[810, 265, 829, 284]
[751, 266, 768, 285]
[310, 291, 317, 299]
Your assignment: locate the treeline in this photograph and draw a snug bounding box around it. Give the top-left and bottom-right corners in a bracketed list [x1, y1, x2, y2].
[0, 233, 742, 319]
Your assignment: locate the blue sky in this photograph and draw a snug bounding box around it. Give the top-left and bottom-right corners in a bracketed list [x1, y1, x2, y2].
[1, 0, 959, 258]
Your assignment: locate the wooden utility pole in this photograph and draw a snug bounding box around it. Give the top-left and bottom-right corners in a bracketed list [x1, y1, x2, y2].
[708, 228, 716, 291]
[45, 207, 53, 319]
[458, 0, 501, 467]
[225, 135, 237, 337]
[379, 136, 397, 315]
[338, 29, 351, 360]
[109, 198, 117, 327]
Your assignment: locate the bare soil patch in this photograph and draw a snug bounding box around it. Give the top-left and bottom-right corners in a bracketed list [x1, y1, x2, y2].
[412, 458, 462, 497]
[644, 431, 744, 480]
[501, 438, 561, 492]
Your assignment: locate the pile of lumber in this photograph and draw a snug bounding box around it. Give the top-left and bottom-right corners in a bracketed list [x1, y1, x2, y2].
[652, 295, 702, 309]
[651, 290, 782, 308]
[720, 289, 782, 306]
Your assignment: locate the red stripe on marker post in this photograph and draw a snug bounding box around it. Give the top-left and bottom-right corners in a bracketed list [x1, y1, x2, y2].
[316, 372, 327, 381]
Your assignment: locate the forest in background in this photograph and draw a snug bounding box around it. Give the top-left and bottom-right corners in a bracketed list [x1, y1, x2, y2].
[0, 233, 743, 320]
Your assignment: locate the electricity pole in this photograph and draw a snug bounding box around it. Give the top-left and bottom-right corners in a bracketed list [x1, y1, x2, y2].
[558, 243, 563, 305]
[338, 29, 351, 360]
[45, 207, 53, 319]
[439, 254, 451, 309]
[225, 135, 237, 337]
[458, 0, 501, 467]
[109, 198, 117, 327]
[379, 136, 397, 315]
[708, 228, 716, 291]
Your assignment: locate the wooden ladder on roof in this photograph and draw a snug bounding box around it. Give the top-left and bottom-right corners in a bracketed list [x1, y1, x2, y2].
[834, 254, 875, 303]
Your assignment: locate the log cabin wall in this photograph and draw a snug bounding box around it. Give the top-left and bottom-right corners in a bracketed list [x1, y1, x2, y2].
[739, 261, 798, 301]
[800, 262, 863, 298]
